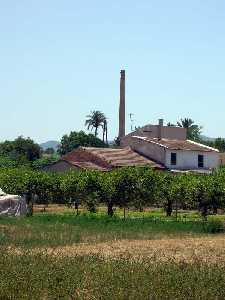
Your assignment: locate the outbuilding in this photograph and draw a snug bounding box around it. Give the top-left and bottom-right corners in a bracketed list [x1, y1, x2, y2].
[43, 146, 165, 172]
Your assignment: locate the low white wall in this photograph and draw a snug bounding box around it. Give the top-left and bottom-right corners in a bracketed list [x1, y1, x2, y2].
[165, 150, 219, 170]
[128, 138, 166, 164]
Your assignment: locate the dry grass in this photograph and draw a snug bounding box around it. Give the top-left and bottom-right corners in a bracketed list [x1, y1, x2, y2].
[33, 204, 71, 213]
[6, 236, 225, 264]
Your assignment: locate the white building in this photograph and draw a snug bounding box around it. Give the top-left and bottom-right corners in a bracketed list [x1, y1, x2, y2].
[121, 120, 220, 172]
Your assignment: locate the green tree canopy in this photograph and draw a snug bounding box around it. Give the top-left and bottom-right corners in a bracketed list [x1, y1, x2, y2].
[177, 118, 202, 141]
[0, 136, 41, 163]
[44, 147, 55, 155]
[58, 131, 107, 155]
[213, 138, 225, 152]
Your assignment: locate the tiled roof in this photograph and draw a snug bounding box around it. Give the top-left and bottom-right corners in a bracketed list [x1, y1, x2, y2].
[61, 146, 164, 170]
[68, 161, 108, 171]
[132, 136, 219, 153]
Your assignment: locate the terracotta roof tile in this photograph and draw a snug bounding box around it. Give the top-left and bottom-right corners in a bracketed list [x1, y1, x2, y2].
[61, 146, 164, 170]
[67, 161, 108, 171]
[132, 136, 219, 152]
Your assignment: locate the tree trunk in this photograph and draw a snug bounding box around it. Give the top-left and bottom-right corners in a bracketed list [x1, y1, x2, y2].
[201, 204, 208, 220]
[123, 207, 126, 220]
[213, 206, 218, 215]
[75, 202, 79, 215]
[24, 192, 33, 217]
[107, 202, 114, 217]
[95, 127, 98, 136]
[139, 206, 143, 212]
[166, 200, 172, 217]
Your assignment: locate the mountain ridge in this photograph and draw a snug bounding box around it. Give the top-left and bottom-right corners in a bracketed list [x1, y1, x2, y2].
[40, 141, 59, 151]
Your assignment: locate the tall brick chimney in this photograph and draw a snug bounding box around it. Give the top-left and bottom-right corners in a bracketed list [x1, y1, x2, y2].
[119, 70, 125, 139]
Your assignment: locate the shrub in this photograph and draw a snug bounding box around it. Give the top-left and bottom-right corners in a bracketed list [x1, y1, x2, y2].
[203, 219, 224, 233]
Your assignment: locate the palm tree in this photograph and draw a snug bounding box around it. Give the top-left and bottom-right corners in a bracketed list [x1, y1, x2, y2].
[85, 111, 106, 137]
[177, 118, 202, 141]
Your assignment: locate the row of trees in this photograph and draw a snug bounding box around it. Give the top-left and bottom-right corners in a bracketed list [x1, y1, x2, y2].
[0, 167, 225, 219]
[0, 132, 108, 169]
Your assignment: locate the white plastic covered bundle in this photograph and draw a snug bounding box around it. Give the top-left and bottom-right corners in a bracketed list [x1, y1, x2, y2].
[0, 189, 28, 216]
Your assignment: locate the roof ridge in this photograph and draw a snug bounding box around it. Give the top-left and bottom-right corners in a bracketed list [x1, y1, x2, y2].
[187, 139, 219, 152]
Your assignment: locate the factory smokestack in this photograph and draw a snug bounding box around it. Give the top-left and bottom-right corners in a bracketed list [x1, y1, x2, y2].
[119, 70, 125, 140]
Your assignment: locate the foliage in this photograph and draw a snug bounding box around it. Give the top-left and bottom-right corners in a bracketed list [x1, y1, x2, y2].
[58, 130, 107, 155]
[177, 118, 202, 141]
[0, 166, 225, 219]
[0, 136, 41, 162]
[44, 147, 55, 155]
[203, 218, 224, 233]
[32, 154, 59, 170]
[77, 171, 102, 212]
[0, 156, 18, 168]
[201, 137, 225, 152]
[85, 110, 107, 137]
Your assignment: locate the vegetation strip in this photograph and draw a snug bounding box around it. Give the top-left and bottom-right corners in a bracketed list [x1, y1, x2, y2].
[1, 166, 225, 221]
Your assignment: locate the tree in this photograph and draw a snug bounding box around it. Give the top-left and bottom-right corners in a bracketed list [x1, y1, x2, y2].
[58, 131, 107, 155]
[133, 167, 158, 212]
[167, 122, 176, 127]
[77, 170, 101, 213]
[60, 171, 82, 213]
[177, 118, 202, 141]
[199, 137, 225, 152]
[159, 173, 175, 217]
[0, 136, 41, 163]
[112, 168, 137, 219]
[98, 171, 117, 216]
[45, 147, 55, 155]
[0, 156, 17, 168]
[32, 154, 59, 170]
[85, 111, 106, 137]
[214, 138, 225, 152]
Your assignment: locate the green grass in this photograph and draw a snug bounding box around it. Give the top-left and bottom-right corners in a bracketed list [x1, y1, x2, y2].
[0, 251, 225, 300]
[0, 212, 222, 248]
[0, 210, 225, 299]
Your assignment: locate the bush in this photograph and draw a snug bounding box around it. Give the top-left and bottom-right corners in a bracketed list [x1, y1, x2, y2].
[203, 219, 224, 233]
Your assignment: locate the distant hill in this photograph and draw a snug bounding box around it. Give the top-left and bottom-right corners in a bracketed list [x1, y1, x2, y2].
[40, 141, 60, 151]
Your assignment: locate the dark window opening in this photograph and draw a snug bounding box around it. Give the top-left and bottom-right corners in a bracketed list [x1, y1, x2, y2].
[198, 155, 204, 168]
[171, 153, 177, 165]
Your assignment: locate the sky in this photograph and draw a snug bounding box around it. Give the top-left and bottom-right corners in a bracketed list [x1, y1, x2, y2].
[1, 0, 225, 143]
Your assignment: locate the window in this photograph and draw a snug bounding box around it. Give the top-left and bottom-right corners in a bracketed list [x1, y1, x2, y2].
[198, 155, 204, 168]
[171, 153, 177, 165]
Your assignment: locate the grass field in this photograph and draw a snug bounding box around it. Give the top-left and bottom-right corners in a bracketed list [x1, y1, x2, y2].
[0, 206, 225, 299]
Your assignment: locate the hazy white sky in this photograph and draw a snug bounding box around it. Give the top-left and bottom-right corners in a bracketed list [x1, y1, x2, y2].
[1, 1, 225, 142]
